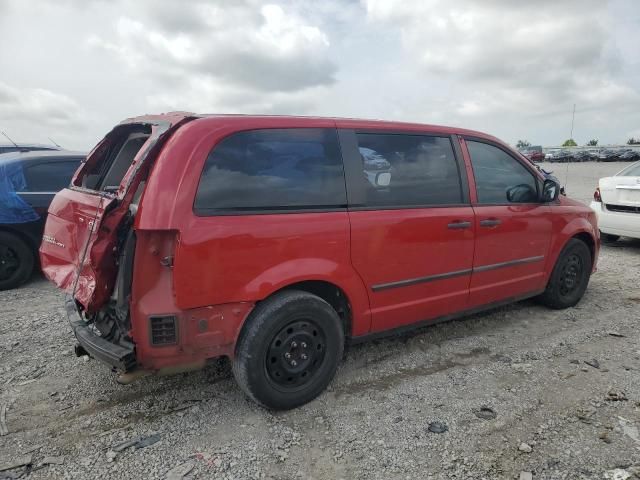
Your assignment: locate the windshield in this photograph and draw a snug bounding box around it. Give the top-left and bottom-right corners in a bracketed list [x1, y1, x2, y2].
[617, 161, 640, 177]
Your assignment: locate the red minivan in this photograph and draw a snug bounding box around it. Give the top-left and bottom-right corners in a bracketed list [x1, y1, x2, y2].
[40, 113, 599, 409]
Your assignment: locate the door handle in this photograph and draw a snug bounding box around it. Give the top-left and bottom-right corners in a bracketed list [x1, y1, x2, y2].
[479, 218, 501, 227]
[447, 221, 471, 229]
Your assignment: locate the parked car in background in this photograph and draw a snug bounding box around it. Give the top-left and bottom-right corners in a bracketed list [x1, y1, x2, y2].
[545, 149, 561, 161]
[0, 150, 84, 289]
[40, 113, 598, 410]
[598, 149, 621, 162]
[0, 143, 61, 155]
[548, 149, 574, 163]
[591, 160, 640, 242]
[573, 150, 599, 162]
[520, 146, 545, 163]
[619, 149, 640, 162]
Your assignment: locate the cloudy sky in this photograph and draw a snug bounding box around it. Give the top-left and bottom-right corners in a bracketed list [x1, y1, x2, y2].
[1, 0, 638, 150]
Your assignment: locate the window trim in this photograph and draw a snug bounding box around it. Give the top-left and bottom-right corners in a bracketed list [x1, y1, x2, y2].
[462, 136, 544, 206]
[340, 129, 470, 210]
[192, 127, 348, 217]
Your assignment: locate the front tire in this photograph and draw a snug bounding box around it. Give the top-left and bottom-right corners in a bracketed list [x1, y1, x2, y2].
[0, 232, 34, 290]
[232, 290, 344, 410]
[538, 238, 592, 309]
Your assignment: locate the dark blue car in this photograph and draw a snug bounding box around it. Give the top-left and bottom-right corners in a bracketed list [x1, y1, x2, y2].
[0, 150, 84, 289]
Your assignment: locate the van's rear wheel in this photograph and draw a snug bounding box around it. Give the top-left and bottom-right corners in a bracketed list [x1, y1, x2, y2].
[538, 238, 591, 309]
[0, 232, 34, 291]
[232, 290, 344, 410]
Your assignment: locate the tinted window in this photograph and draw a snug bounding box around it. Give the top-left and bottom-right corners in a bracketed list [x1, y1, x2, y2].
[99, 133, 149, 190]
[21, 160, 79, 192]
[354, 133, 462, 206]
[195, 128, 346, 212]
[467, 141, 538, 204]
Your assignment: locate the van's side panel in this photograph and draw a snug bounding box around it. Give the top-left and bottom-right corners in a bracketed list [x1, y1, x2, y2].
[143, 118, 373, 337]
[171, 212, 371, 335]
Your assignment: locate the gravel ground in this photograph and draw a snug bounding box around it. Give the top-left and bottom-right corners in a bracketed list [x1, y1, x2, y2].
[1, 161, 639, 480]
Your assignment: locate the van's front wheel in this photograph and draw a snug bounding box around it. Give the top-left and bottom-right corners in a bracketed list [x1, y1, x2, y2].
[538, 238, 592, 309]
[232, 290, 344, 410]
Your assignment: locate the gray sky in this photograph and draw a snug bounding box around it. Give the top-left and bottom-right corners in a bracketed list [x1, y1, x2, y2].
[1, 0, 638, 150]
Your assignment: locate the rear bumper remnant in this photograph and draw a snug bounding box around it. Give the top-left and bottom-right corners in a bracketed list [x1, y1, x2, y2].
[65, 295, 136, 371]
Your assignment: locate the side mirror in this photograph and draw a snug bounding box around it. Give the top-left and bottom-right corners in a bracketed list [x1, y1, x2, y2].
[541, 178, 560, 202]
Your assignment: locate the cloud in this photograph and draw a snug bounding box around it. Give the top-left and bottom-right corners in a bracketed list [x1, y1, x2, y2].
[362, 0, 640, 129]
[88, 2, 336, 100]
[0, 82, 83, 127]
[0, 81, 85, 146]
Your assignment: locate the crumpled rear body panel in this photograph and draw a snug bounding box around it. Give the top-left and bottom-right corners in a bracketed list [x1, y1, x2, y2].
[40, 114, 194, 312]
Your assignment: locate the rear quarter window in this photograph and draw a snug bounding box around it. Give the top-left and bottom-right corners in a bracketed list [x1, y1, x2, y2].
[194, 128, 346, 213]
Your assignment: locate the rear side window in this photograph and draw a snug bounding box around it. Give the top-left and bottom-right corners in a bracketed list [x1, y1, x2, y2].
[21, 160, 79, 192]
[354, 133, 463, 207]
[80, 125, 151, 191]
[194, 128, 346, 213]
[467, 141, 538, 204]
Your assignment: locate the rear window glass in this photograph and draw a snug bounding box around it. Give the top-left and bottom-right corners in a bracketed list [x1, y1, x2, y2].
[354, 133, 463, 207]
[21, 160, 79, 192]
[194, 128, 346, 213]
[618, 162, 640, 177]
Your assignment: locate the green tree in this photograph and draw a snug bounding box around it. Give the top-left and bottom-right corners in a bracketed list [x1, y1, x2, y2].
[628, 137, 640, 145]
[586, 139, 598, 146]
[562, 138, 577, 147]
[516, 140, 531, 149]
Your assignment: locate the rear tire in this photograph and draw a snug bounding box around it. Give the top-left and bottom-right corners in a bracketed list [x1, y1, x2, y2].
[538, 238, 591, 309]
[600, 232, 620, 244]
[232, 290, 344, 410]
[0, 232, 34, 290]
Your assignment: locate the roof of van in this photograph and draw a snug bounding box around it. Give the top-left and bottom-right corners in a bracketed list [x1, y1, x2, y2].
[121, 112, 501, 144]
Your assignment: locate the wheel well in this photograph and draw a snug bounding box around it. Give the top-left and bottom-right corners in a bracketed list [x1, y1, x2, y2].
[572, 232, 595, 264]
[276, 281, 352, 336]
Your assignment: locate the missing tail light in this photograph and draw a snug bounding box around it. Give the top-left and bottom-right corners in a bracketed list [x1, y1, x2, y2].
[593, 187, 601, 202]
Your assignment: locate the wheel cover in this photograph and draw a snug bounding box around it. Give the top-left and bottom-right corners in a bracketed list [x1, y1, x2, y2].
[0, 244, 20, 281]
[265, 319, 327, 390]
[558, 253, 583, 297]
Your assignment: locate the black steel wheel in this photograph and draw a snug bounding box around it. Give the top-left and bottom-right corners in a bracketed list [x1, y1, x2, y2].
[557, 253, 583, 298]
[0, 232, 34, 290]
[265, 319, 327, 391]
[537, 238, 592, 309]
[233, 290, 344, 410]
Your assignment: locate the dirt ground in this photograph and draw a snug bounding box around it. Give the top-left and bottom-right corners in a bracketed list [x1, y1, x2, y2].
[1, 161, 639, 480]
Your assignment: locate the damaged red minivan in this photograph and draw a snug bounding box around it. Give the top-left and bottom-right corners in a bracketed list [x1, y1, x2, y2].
[40, 113, 599, 409]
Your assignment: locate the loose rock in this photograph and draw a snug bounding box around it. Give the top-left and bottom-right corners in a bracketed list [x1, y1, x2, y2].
[518, 442, 533, 453]
[427, 421, 448, 434]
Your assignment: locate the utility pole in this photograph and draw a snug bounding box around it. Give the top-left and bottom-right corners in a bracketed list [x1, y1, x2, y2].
[570, 103, 576, 140]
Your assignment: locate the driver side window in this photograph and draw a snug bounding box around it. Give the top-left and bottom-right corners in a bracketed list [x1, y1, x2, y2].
[467, 140, 538, 204]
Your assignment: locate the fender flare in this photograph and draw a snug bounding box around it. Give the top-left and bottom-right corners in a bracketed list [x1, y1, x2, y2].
[243, 258, 372, 336]
[544, 218, 598, 275]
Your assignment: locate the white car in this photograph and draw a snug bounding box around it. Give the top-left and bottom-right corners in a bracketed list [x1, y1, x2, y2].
[590, 160, 640, 242]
